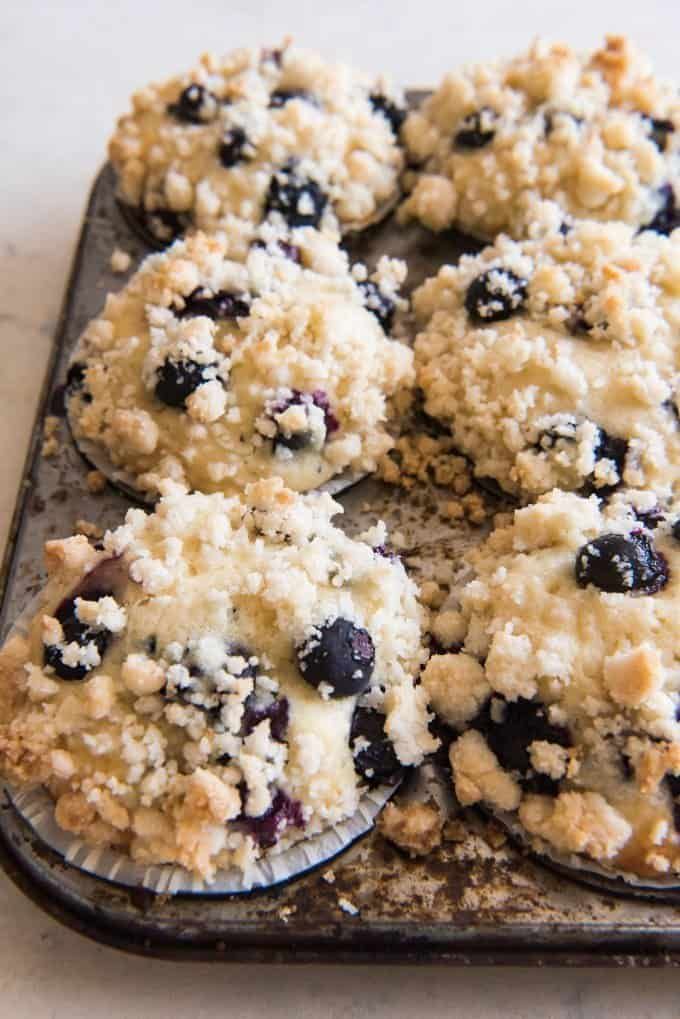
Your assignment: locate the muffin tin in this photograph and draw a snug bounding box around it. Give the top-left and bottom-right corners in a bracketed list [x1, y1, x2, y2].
[4, 94, 680, 963]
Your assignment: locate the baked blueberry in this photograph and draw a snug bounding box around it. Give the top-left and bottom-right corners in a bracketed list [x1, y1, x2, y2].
[672, 519, 680, 542]
[154, 358, 215, 409]
[297, 618, 375, 697]
[454, 108, 497, 148]
[218, 126, 251, 168]
[665, 773, 680, 833]
[43, 593, 113, 681]
[643, 115, 675, 152]
[271, 390, 338, 451]
[632, 505, 665, 530]
[65, 361, 92, 404]
[167, 83, 218, 124]
[464, 268, 528, 323]
[269, 88, 316, 108]
[575, 531, 669, 594]
[241, 789, 305, 848]
[643, 184, 680, 236]
[251, 238, 302, 264]
[358, 280, 396, 332]
[265, 167, 327, 228]
[472, 696, 571, 795]
[177, 287, 250, 320]
[242, 695, 289, 742]
[140, 207, 188, 245]
[350, 706, 403, 786]
[369, 93, 406, 135]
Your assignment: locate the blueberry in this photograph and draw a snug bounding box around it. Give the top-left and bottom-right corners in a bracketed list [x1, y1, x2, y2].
[663, 397, 680, 427]
[65, 361, 92, 404]
[43, 592, 112, 681]
[177, 287, 250, 320]
[591, 427, 628, 493]
[242, 695, 289, 742]
[672, 519, 680, 542]
[167, 84, 217, 124]
[642, 184, 680, 236]
[270, 390, 338, 452]
[665, 772, 680, 833]
[455, 108, 497, 148]
[633, 505, 665, 530]
[142, 207, 188, 245]
[566, 304, 593, 335]
[369, 93, 406, 136]
[464, 269, 528, 323]
[240, 789, 305, 848]
[265, 167, 327, 228]
[154, 358, 215, 408]
[218, 126, 251, 168]
[643, 115, 675, 152]
[350, 706, 403, 786]
[297, 618, 375, 698]
[472, 697, 571, 795]
[358, 280, 396, 332]
[269, 88, 316, 108]
[575, 531, 669, 595]
[251, 238, 302, 264]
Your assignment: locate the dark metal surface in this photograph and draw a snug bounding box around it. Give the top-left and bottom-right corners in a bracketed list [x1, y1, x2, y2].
[4, 117, 680, 961]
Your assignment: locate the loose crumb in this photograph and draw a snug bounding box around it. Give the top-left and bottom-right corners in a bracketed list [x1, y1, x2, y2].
[110, 247, 132, 274]
[86, 470, 107, 494]
[75, 519, 103, 540]
[337, 896, 359, 916]
[378, 800, 443, 857]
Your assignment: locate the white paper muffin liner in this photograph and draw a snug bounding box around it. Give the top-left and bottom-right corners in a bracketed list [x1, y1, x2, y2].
[4, 780, 396, 895]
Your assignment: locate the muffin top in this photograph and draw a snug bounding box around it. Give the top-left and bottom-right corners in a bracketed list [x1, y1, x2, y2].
[110, 41, 405, 244]
[0, 479, 434, 882]
[400, 36, 680, 240]
[423, 488, 680, 881]
[413, 218, 680, 501]
[67, 230, 413, 498]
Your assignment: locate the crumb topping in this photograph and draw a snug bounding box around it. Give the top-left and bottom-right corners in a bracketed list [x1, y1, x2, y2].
[109, 42, 404, 241]
[67, 231, 413, 498]
[413, 220, 680, 501]
[400, 36, 680, 239]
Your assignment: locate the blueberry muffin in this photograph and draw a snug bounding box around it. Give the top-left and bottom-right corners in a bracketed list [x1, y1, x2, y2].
[110, 41, 406, 245]
[423, 489, 680, 882]
[413, 219, 680, 501]
[400, 35, 679, 240]
[66, 230, 412, 499]
[0, 479, 435, 883]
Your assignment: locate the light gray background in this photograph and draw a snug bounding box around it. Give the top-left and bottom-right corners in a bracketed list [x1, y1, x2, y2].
[2, 1, 680, 1013]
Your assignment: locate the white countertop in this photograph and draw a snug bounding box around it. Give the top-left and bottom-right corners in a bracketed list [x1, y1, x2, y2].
[3, 0, 680, 1012]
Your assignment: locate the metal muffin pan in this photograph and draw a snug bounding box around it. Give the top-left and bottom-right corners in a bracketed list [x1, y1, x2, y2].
[4, 99, 680, 961]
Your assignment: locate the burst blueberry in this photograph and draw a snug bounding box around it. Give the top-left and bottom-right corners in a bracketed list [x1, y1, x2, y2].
[218, 127, 250, 168]
[154, 358, 216, 408]
[369, 93, 406, 135]
[177, 287, 250, 320]
[265, 167, 327, 228]
[350, 706, 403, 786]
[240, 790, 305, 848]
[43, 591, 113, 681]
[465, 268, 528, 323]
[358, 280, 396, 332]
[297, 618, 375, 698]
[472, 697, 571, 796]
[575, 531, 669, 595]
[167, 83, 217, 124]
[642, 184, 680, 236]
[455, 108, 497, 148]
